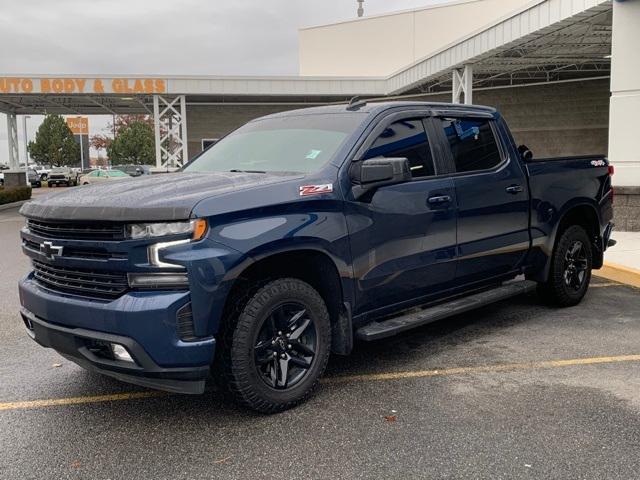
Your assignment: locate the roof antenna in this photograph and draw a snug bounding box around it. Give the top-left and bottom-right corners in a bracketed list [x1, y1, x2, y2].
[346, 96, 367, 111]
[357, 0, 364, 17]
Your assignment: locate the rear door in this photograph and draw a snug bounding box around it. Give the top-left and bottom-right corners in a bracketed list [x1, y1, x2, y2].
[433, 115, 529, 284]
[345, 113, 457, 315]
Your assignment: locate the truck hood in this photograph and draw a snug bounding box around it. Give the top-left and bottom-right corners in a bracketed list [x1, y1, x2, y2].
[20, 172, 299, 221]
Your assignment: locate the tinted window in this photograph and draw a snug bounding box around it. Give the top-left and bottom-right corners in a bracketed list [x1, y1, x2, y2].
[364, 119, 435, 178]
[440, 118, 502, 173]
[184, 113, 365, 174]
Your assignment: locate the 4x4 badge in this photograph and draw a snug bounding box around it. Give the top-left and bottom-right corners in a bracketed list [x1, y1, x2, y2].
[39, 241, 63, 260]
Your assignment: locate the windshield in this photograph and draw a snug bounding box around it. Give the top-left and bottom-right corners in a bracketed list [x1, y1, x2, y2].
[108, 170, 129, 177]
[183, 113, 365, 174]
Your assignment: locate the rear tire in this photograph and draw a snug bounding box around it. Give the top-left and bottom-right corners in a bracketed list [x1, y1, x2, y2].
[537, 225, 592, 307]
[217, 278, 331, 413]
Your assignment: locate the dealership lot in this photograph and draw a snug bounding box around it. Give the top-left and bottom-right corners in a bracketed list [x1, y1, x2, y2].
[1, 204, 639, 480]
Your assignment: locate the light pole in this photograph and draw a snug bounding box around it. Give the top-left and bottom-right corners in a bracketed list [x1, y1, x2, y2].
[22, 115, 31, 181]
[76, 116, 85, 171]
[357, 0, 364, 17]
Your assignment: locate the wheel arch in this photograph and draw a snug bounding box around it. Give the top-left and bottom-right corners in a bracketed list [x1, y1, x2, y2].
[221, 246, 353, 355]
[531, 201, 603, 282]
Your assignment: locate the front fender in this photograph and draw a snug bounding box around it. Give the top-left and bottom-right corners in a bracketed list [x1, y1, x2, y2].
[165, 208, 353, 337]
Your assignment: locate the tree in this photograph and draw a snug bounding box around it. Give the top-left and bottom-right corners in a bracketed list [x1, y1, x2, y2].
[91, 115, 157, 165]
[106, 120, 155, 165]
[28, 114, 80, 167]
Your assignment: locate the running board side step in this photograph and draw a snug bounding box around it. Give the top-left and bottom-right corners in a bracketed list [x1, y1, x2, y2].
[356, 280, 537, 341]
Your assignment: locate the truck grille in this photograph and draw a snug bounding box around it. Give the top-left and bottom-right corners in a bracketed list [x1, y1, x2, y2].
[32, 260, 129, 299]
[27, 219, 126, 241]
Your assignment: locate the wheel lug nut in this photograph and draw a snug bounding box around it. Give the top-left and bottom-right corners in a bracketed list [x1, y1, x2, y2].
[273, 352, 277, 357]
[286, 333, 290, 338]
[271, 340, 276, 344]
[278, 331, 282, 335]
[287, 344, 292, 349]
[281, 353, 286, 359]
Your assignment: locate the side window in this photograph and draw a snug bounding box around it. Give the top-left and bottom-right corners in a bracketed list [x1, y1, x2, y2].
[364, 118, 435, 178]
[440, 118, 502, 173]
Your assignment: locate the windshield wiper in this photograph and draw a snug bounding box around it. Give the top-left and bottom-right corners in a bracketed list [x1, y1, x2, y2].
[228, 169, 267, 174]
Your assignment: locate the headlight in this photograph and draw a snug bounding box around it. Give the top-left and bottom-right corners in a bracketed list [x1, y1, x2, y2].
[127, 219, 208, 240]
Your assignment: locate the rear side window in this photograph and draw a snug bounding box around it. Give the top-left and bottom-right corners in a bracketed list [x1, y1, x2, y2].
[439, 118, 502, 173]
[364, 119, 435, 178]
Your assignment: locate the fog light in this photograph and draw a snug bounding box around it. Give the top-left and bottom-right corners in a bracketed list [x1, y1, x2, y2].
[111, 344, 134, 363]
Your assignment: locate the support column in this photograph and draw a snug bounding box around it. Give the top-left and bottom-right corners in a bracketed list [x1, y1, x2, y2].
[6, 113, 19, 169]
[608, 0, 640, 188]
[152, 94, 189, 170]
[452, 65, 473, 104]
[153, 96, 162, 169]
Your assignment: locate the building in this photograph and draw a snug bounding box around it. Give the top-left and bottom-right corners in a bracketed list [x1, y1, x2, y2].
[1, 0, 638, 229]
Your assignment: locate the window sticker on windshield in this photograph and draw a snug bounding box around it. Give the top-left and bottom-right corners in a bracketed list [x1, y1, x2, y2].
[305, 149, 322, 159]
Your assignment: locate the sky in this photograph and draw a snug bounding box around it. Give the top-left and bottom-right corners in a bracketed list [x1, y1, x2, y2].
[0, 0, 449, 163]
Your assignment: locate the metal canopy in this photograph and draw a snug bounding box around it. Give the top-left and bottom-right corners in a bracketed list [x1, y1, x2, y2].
[390, 0, 612, 95]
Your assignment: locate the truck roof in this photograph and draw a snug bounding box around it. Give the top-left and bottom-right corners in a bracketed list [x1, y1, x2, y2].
[256, 101, 497, 121]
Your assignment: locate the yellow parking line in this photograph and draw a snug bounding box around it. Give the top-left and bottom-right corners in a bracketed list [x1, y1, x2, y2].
[590, 282, 623, 288]
[0, 391, 165, 412]
[2, 354, 640, 411]
[322, 354, 640, 384]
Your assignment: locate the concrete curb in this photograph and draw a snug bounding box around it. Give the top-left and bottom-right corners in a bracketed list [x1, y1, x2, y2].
[0, 199, 29, 212]
[594, 262, 640, 288]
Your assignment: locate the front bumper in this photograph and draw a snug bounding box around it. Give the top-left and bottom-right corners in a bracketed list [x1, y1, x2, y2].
[19, 275, 216, 394]
[21, 308, 209, 394]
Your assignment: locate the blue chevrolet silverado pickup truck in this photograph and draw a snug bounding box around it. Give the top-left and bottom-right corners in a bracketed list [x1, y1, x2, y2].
[18, 101, 614, 412]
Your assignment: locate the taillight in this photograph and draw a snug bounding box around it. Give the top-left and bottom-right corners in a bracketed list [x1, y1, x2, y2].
[608, 164, 614, 201]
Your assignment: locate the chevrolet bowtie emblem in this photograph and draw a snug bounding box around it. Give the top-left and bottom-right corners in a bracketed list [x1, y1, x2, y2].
[39, 241, 63, 260]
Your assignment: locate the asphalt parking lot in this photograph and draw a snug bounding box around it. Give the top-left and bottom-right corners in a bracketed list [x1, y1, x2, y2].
[1, 203, 639, 480]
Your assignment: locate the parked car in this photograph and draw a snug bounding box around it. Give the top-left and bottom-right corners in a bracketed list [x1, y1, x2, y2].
[35, 165, 51, 181]
[27, 168, 41, 188]
[118, 164, 152, 177]
[47, 167, 79, 187]
[18, 101, 614, 413]
[79, 169, 131, 185]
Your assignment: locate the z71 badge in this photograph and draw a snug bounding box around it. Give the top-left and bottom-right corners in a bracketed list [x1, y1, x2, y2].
[590, 159, 606, 167]
[299, 184, 333, 196]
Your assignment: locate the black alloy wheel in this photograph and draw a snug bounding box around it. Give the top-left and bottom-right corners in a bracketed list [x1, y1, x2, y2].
[563, 240, 588, 291]
[253, 302, 317, 390]
[537, 225, 592, 307]
[217, 278, 331, 413]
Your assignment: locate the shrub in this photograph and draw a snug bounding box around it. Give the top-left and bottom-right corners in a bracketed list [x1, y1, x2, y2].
[0, 185, 32, 205]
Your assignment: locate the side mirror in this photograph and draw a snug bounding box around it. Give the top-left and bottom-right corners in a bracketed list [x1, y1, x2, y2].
[351, 157, 412, 199]
[518, 144, 533, 162]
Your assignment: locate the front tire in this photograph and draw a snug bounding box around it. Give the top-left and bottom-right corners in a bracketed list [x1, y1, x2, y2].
[217, 278, 331, 413]
[537, 225, 592, 307]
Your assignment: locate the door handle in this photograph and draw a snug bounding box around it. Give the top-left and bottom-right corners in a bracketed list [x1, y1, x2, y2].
[427, 195, 451, 205]
[505, 184, 523, 194]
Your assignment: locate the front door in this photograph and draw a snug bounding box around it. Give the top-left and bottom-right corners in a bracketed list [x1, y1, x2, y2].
[345, 116, 457, 316]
